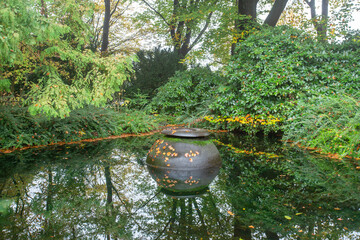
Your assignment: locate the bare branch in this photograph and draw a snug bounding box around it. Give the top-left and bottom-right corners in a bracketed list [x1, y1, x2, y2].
[188, 10, 214, 52]
[110, 0, 122, 17]
[141, 0, 170, 26]
[40, 0, 48, 18]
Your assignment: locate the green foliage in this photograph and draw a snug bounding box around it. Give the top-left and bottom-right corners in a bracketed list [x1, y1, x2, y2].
[201, 115, 283, 135]
[148, 67, 224, 118]
[115, 110, 161, 134]
[283, 92, 360, 159]
[137, 0, 222, 59]
[0, 106, 173, 150]
[125, 92, 150, 110]
[0, 106, 117, 149]
[125, 47, 185, 98]
[24, 54, 135, 118]
[0, 0, 135, 118]
[209, 26, 360, 133]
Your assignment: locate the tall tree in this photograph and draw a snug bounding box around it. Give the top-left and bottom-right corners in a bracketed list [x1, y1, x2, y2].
[264, 0, 289, 26]
[90, 0, 151, 55]
[125, 47, 185, 99]
[231, 0, 289, 54]
[235, 0, 289, 36]
[101, 0, 112, 54]
[139, 0, 220, 59]
[277, 0, 358, 41]
[304, 0, 329, 41]
[0, 0, 135, 118]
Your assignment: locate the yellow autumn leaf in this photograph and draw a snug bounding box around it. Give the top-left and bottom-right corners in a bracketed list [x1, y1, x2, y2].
[285, 216, 292, 220]
[227, 211, 234, 216]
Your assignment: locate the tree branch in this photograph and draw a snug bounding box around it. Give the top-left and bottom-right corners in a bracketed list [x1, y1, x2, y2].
[304, 0, 311, 6]
[188, 10, 214, 52]
[110, 0, 122, 17]
[40, 0, 48, 18]
[304, 0, 316, 19]
[141, 0, 170, 26]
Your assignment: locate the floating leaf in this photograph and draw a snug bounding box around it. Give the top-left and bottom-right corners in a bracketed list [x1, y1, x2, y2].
[227, 211, 234, 216]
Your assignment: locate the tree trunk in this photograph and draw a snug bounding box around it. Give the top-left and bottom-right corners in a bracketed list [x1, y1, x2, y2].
[101, 0, 111, 54]
[265, 230, 280, 240]
[233, 216, 252, 240]
[46, 169, 53, 212]
[105, 166, 113, 204]
[320, 0, 329, 40]
[236, 0, 258, 32]
[40, 0, 48, 18]
[305, 0, 329, 41]
[264, 0, 289, 27]
[237, 0, 258, 19]
[232, 0, 259, 55]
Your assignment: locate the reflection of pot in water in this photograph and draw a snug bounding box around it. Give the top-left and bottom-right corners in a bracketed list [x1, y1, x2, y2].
[160, 186, 210, 198]
[146, 135, 221, 194]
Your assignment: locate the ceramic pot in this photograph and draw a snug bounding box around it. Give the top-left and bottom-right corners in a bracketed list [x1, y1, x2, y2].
[146, 136, 221, 193]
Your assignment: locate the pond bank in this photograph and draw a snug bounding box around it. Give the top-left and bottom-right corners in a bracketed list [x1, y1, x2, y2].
[0, 125, 179, 154]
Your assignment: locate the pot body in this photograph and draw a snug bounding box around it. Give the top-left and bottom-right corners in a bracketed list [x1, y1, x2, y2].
[146, 137, 221, 193]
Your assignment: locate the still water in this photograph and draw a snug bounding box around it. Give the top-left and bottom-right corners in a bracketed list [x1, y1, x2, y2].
[0, 133, 359, 239]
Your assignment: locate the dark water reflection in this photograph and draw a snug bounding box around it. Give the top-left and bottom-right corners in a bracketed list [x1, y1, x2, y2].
[0, 133, 360, 239]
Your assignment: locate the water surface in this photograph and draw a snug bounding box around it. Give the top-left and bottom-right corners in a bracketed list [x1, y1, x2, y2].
[1, 133, 359, 239]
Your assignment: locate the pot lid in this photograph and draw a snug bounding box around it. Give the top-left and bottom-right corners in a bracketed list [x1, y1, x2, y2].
[161, 127, 210, 138]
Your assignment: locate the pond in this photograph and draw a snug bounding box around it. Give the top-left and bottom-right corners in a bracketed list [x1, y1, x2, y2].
[1, 132, 360, 239]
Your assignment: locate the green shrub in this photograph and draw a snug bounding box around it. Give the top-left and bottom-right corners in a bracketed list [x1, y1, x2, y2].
[283, 92, 360, 159]
[125, 47, 186, 98]
[209, 26, 360, 133]
[124, 92, 150, 110]
[148, 67, 224, 118]
[0, 106, 172, 150]
[0, 106, 117, 149]
[115, 110, 160, 134]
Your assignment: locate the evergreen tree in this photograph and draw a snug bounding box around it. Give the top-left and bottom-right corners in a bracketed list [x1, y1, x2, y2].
[125, 47, 186, 98]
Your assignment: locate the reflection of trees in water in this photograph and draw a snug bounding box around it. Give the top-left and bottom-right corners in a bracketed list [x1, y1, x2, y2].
[1, 133, 360, 239]
[0, 139, 136, 239]
[0, 135, 181, 239]
[217, 133, 360, 240]
[114, 186, 234, 240]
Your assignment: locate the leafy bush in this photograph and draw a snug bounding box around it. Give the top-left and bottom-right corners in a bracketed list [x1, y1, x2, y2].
[148, 67, 224, 118]
[209, 26, 360, 133]
[1, 0, 134, 118]
[0, 106, 117, 149]
[124, 92, 150, 110]
[202, 115, 282, 135]
[283, 92, 360, 159]
[115, 110, 162, 134]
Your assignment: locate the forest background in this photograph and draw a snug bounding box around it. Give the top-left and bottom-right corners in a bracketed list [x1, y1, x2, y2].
[0, 0, 359, 159]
